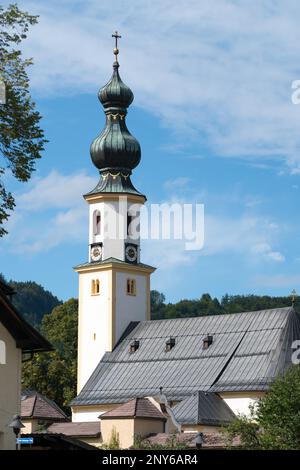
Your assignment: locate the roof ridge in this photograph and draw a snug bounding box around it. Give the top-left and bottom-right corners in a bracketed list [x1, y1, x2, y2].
[134, 397, 138, 417]
[141, 306, 293, 326]
[31, 394, 38, 418]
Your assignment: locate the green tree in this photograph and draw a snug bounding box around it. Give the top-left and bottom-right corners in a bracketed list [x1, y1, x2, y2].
[151, 290, 166, 319]
[0, 4, 47, 236]
[10, 279, 61, 326]
[221, 294, 298, 314]
[150, 291, 297, 321]
[22, 298, 78, 412]
[159, 293, 224, 320]
[224, 407, 260, 450]
[225, 366, 300, 450]
[257, 366, 300, 449]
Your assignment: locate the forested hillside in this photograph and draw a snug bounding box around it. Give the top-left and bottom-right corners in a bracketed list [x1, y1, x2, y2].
[151, 291, 298, 319]
[0, 273, 61, 326]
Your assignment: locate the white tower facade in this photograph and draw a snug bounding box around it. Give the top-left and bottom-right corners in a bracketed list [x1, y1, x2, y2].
[75, 45, 155, 393]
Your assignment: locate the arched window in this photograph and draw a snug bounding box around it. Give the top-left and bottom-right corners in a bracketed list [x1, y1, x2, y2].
[93, 210, 101, 236]
[91, 279, 100, 295]
[126, 279, 136, 296]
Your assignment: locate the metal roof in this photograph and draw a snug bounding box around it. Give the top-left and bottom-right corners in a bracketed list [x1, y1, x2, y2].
[85, 172, 145, 198]
[172, 391, 235, 426]
[71, 307, 300, 406]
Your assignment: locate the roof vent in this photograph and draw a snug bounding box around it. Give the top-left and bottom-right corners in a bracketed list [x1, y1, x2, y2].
[203, 335, 213, 350]
[165, 337, 176, 352]
[129, 339, 139, 353]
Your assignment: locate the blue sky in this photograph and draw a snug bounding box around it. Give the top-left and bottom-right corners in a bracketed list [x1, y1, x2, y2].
[1, 0, 300, 303]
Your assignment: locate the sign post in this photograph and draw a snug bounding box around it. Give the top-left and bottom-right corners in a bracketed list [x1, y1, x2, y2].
[16, 437, 34, 446]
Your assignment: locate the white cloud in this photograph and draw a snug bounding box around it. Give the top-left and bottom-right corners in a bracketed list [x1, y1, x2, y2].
[251, 243, 285, 262]
[254, 274, 300, 288]
[1, 171, 94, 254]
[17, 170, 96, 211]
[14, 205, 88, 254]
[2, 168, 285, 269]
[203, 215, 284, 263]
[142, 201, 285, 269]
[164, 177, 191, 191]
[6, 0, 300, 173]
[266, 251, 285, 262]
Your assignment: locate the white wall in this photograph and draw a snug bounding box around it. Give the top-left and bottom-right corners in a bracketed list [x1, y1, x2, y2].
[77, 268, 149, 393]
[0, 322, 21, 450]
[72, 404, 116, 422]
[73, 409, 102, 422]
[221, 394, 261, 417]
[77, 270, 111, 392]
[88, 199, 142, 262]
[115, 271, 147, 342]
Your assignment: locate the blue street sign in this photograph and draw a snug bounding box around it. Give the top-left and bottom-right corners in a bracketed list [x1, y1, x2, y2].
[16, 437, 34, 444]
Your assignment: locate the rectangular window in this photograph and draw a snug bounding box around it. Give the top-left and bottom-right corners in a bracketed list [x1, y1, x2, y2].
[126, 279, 136, 296]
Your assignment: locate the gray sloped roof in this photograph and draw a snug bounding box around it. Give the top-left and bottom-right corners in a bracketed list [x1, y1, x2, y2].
[71, 307, 300, 406]
[172, 391, 236, 426]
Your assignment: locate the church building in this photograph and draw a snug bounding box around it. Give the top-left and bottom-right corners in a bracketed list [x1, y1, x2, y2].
[69, 35, 300, 448]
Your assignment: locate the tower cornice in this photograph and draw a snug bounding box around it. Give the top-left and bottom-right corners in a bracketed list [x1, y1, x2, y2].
[83, 192, 146, 204]
[74, 258, 156, 275]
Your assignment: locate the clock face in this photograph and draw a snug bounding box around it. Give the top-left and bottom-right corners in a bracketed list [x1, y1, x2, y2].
[125, 244, 138, 263]
[91, 245, 102, 262]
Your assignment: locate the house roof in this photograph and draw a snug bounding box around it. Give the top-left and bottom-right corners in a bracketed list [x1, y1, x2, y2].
[143, 432, 240, 449]
[71, 307, 300, 406]
[100, 398, 166, 420]
[172, 391, 235, 426]
[47, 422, 101, 437]
[22, 433, 100, 450]
[0, 280, 52, 353]
[21, 390, 68, 421]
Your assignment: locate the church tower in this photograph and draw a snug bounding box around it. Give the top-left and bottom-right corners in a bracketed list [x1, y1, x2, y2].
[75, 33, 155, 393]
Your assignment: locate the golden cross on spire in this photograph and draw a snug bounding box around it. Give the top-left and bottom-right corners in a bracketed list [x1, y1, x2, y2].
[291, 288, 297, 307]
[112, 31, 121, 62]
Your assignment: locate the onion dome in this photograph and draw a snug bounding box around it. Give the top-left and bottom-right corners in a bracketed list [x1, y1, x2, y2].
[90, 33, 141, 178]
[98, 62, 134, 112]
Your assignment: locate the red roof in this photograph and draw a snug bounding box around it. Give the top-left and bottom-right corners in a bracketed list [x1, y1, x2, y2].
[100, 398, 166, 420]
[47, 422, 101, 437]
[21, 391, 67, 421]
[144, 432, 240, 448]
